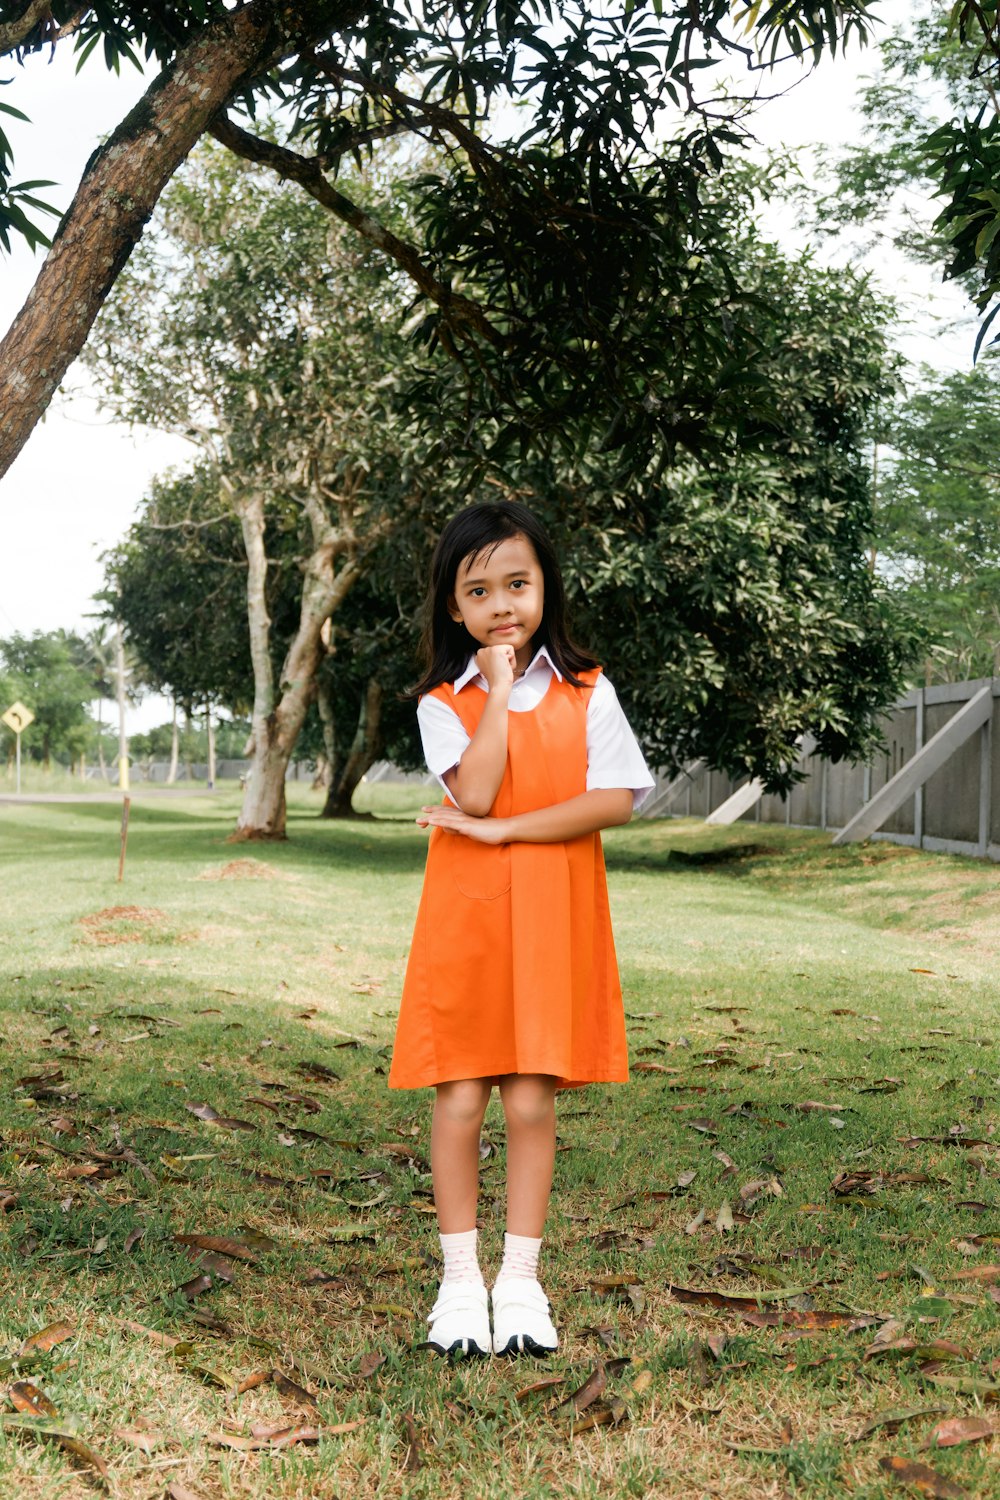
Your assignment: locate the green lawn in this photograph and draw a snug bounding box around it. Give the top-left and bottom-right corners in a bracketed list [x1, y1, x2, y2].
[1, 786, 999, 1499]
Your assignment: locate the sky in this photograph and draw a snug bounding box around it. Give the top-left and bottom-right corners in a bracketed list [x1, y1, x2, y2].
[0, 1, 976, 734]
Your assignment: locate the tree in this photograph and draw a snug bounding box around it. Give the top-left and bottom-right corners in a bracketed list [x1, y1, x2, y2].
[0, 630, 95, 769]
[816, 2, 1000, 355]
[0, 2, 885, 482]
[90, 142, 435, 837]
[104, 199, 918, 799]
[78, 624, 116, 778]
[876, 363, 1000, 681]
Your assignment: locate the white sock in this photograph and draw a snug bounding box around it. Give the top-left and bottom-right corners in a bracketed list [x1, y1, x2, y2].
[439, 1228, 483, 1285]
[496, 1231, 542, 1282]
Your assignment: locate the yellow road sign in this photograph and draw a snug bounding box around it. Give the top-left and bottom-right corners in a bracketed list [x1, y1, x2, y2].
[2, 701, 34, 733]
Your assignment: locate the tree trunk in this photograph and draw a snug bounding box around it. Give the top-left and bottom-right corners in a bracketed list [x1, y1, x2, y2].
[183, 707, 194, 780]
[0, 3, 284, 482]
[167, 700, 179, 784]
[96, 697, 107, 780]
[206, 703, 216, 789]
[321, 679, 383, 817]
[231, 506, 360, 841]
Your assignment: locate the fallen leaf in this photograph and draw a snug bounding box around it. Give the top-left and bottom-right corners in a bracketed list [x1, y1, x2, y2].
[555, 1364, 606, 1415]
[174, 1233, 260, 1262]
[358, 1350, 387, 1379]
[9, 1382, 59, 1418]
[924, 1415, 998, 1448]
[185, 1102, 220, 1122]
[852, 1407, 947, 1442]
[403, 1412, 421, 1471]
[271, 1370, 320, 1412]
[174, 1273, 214, 1301]
[878, 1455, 967, 1497]
[570, 1398, 629, 1433]
[113, 1317, 184, 1349]
[949, 1264, 1000, 1282]
[716, 1200, 735, 1233]
[17, 1322, 74, 1357]
[515, 1375, 565, 1402]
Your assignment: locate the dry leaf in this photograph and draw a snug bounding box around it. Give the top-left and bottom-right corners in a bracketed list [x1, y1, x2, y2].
[271, 1370, 320, 1412]
[9, 1382, 59, 1418]
[403, 1413, 421, 1472]
[555, 1364, 606, 1415]
[924, 1415, 998, 1448]
[852, 1406, 947, 1442]
[878, 1455, 967, 1497]
[17, 1321, 74, 1357]
[515, 1376, 565, 1402]
[174, 1233, 259, 1262]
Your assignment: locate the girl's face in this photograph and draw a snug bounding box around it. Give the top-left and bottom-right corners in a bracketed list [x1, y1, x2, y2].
[448, 533, 545, 669]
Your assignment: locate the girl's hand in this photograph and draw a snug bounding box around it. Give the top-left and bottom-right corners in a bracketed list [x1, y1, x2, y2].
[475, 644, 516, 692]
[417, 805, 508, 845]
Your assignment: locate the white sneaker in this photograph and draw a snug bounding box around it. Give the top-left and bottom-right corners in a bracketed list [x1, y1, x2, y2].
[491, 1277, 558, 1356]
[426, 1279, 491, 1358]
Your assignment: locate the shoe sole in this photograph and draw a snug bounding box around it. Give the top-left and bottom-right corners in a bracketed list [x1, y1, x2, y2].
[493, 1333, 558, 1358]
[426, 1337, 491, 1359]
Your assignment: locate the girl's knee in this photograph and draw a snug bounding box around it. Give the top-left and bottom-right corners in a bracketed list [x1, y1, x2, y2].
[435, 1078, 491, 1127]
[500, 1074, 556, 1129]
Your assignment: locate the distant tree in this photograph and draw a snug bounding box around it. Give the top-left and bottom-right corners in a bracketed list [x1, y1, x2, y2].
[874, 363, 1000, 682]
[0, 630, 94, 768]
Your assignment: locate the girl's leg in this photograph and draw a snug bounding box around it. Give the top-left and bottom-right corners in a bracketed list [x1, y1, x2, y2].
[492, 1073, 559, 1354]
[427, 1078, 493, 1357]
[497, 1072, 557, 1236]
[431, 1078, 492, 1233]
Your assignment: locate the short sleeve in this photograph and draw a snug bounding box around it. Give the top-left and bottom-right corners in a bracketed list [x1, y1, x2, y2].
[585, 674, 655, 809]
[416, 694, 470, 807]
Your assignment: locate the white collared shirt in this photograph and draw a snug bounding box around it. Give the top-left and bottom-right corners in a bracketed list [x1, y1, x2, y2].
[417, 645, 655, 810]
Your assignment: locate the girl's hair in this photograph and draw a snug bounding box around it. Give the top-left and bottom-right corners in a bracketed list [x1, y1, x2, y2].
[411, 500, 598, 696]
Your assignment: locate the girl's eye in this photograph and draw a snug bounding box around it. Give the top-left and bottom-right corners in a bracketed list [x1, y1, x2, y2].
[511, 579, 526, 589]
[470, 587, 486, 597]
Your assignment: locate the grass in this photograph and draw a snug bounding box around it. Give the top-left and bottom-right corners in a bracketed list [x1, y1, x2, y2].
[1, 785, 999, 1499]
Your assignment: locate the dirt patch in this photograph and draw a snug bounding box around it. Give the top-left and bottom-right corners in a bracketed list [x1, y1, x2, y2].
[78, 906, 170, 946]
[198, 859, 283, 881]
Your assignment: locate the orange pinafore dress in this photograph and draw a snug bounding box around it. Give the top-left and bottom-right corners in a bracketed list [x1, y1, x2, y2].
[388, 667, 629, 1091]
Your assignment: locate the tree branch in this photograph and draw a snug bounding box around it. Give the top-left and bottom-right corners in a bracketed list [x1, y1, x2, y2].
[209, 112, 505, 349]
[0, 0, 57, 58]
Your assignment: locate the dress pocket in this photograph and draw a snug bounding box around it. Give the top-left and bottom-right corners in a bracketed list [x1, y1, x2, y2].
[449, 838, 512, 901]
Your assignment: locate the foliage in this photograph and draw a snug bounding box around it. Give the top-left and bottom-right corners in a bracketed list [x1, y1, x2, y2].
[2, 1, 889, 478]
[94, 140, 918, 792]
[816, 1, 1000, 356]
[0, 629, 96, 765]
[876, 362, 1000, 681]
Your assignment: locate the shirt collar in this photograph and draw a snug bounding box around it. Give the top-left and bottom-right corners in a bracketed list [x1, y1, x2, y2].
[454, 643, 562, 693]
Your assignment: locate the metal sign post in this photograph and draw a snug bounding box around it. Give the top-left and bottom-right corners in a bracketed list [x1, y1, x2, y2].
[2, 702, 35, 795]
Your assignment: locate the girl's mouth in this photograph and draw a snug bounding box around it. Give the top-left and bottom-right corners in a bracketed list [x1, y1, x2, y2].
[491, 624, 518, 634]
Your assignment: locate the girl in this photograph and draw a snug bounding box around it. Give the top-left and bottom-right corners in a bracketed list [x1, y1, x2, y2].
[389, 501, 653, 1357]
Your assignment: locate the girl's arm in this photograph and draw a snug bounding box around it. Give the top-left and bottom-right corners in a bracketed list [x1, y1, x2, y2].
[441, 645, 517, 816]
[418, 787, 634, 844]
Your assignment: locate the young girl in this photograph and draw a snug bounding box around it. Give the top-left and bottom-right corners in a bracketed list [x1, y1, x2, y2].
[389, 501, 653, 1357]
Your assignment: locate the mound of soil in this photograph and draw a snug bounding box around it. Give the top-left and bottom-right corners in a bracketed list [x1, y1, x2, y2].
[198, 859, 281, 881]
[78, 906, 169, 945]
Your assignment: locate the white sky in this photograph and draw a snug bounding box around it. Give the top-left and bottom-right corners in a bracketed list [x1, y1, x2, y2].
[0, 1, 976, 733]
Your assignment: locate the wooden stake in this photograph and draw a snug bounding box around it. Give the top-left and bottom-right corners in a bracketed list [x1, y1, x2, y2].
[118, 796, 131, 882]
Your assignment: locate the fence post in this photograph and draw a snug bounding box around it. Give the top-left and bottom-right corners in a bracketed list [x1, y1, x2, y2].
[979, 718, 991, 857]
[914, 688, 925, 847]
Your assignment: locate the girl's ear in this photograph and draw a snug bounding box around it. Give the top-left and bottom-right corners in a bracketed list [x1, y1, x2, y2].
[447, 594, 463, 624]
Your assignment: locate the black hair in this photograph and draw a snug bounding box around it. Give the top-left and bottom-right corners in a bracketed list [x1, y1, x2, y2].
[410, 500, 598, 697]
